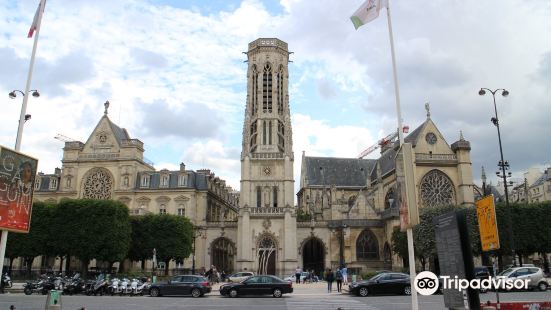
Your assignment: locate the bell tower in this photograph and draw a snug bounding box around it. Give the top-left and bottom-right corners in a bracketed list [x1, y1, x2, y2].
[237, 38, 297, 276]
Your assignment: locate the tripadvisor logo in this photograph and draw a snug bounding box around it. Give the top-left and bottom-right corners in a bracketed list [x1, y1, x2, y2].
[414, 271, 530, 295]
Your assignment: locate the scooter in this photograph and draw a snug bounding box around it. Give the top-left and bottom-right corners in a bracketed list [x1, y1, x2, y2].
[0, 273, 12, 293]
[108, 278, 122, 296]
[63, 274, 86, 295]
[119, 278, 132, 295]
[86, 274, 108, 296]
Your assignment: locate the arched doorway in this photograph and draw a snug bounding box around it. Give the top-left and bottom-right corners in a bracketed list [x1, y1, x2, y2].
[302, 237, 325, 277]
[257, 237, 276, 275]
[211, 238, 235, 274]
[383, 242, 392, 270]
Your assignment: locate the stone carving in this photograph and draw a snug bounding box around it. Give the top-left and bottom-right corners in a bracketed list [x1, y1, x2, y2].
[420, 169, 455, 207]
[83, 169, 113, 199]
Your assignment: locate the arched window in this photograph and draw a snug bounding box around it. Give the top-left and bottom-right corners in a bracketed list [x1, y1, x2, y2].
[277, 65, 284, 115]
[262, 63, 272, 113]
[384, 188, 395, 209]
[419, 169, 456, 207]
[250, 121, 257, 152]
[251, 65, 258, 115]
[356, 229, 379, 260]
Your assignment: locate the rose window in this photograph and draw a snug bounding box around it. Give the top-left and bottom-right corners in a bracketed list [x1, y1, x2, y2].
[420, 170, 455, 207]
[83, 169, 113, 199]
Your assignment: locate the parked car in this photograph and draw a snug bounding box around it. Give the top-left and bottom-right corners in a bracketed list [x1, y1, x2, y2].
[228, 272, 255, 283]
[283, 272, 309, 283]
[474, 266, 492, 293]
[149, 275, 211, 297]
[495, 267, 548, 291]
[348, 272, 411, 297]
[220, 275, 293, 298]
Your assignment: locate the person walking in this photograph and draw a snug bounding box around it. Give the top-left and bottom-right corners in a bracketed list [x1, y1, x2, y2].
[335, 268, 343, 293]
[341, 265, 348, 285]
[295, 266, 302, 284]
[325, 269, 334, 293]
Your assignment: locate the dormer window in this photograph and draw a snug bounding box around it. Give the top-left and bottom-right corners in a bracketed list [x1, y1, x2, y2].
[49, 178, 58, 190]
[141, 174, 150, 187]
[34, 179, 41, 190]
[178, 174, 188, 187]
[160, 175, 169, 187]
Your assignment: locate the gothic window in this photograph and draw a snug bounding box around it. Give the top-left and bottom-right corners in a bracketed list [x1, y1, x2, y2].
[268, 121, 272, 145]
[259, 237, 275, 249]
[273, 186, 278, 208]
[49, 178, 58, 190]
[420, 169, 456, 208]
[160, 174, 169, 187]
[262, 63, 272, 113]
[277, 65, 284, 115]
[263, 121, 267, 145]
[277, 120, 285, 152]
[356, 229, 379, 260]
[250, 121, 257, 152]
[252, 65, 258, 115]
[256, 186, 261, 208]
[141, 174, 150, 187]
[384, 188, 395, 209]
[82, 169, 113, 199]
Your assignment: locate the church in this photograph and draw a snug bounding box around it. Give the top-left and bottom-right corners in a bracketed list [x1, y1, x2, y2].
[29, 38, 474, 277]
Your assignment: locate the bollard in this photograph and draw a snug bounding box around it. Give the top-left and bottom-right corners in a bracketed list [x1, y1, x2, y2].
[45, 289, 62, 310]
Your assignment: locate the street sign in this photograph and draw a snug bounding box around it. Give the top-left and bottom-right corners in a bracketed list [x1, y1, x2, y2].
[395, 143, 419, 231]
[0, 145, 38, 233]
[475, 195, 500, 252]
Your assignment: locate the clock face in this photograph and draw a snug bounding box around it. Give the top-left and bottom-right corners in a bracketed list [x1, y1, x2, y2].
[263, 167, 271, 175]
[425, 132, 437, 145]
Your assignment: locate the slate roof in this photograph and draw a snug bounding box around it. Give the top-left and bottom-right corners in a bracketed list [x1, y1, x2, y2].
[135, 170, 209, 190]
[35, 174, 60, 192]
[531, 172, 550, 187]
[107, 117, 130, 144]
[304, 157, 376, 187]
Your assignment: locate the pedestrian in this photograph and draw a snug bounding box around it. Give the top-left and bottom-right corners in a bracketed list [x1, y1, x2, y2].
[336, 268, 343, 293]
[325, 269, 334, 293]
[342, 265, 348, 285]
[295, 266, 302, 284]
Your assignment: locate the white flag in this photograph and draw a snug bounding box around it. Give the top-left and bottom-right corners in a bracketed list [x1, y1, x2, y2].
[350, 0, 386, 30]
[28, 0, 47, 38]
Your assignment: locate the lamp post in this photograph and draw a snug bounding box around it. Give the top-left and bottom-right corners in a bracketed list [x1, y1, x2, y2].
[479, 87, 516, 267]
[9, 89, 40, 150]
[192, 226, 204, 275]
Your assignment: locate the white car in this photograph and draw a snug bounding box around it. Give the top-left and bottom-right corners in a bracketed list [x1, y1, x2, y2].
[495, 267, 548, 291]
[284, 272, 309, 283]
[228, 272, 254, 283]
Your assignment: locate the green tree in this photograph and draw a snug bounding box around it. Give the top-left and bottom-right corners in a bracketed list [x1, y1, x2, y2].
[390, 227, 408, 267]
[127, 216, 153, 270]
[6, 202, 55, 276]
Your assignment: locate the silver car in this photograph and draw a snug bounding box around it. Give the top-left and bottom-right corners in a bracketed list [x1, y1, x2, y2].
[228, 272, 255, 283]
[496, 267, 548, 291]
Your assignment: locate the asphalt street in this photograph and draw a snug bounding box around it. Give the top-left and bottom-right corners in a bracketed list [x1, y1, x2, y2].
[0, 284, 549, 310]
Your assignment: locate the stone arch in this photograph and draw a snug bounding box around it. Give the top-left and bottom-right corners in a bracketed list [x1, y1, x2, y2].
[209, 237, 236, 274]
[299, 236, 326, 277]
[256, 232, 277, 275]
[356, 229, 379, 261]
[419, 169, 456, 208]
[81, 167, 114, 199]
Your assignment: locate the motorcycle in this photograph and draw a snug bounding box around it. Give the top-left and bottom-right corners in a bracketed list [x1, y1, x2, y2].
[23, 278, 48, 295]
[119, 278, 132, 296]
[86, 274, 108, 296]
[130, 278, 149, 296]
[108, 278, 122, 296]
[63, 274, 86, 295]
[0, 273, 12, 293]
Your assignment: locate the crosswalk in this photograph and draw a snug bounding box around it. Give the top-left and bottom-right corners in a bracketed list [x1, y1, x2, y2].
[286, 295, 381, 310]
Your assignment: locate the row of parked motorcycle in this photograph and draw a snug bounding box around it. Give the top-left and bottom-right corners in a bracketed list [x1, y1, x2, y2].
[23, 273, 150, 296]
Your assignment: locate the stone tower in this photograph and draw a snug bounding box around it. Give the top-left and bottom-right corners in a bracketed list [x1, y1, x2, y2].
[237, 38, 297, 276]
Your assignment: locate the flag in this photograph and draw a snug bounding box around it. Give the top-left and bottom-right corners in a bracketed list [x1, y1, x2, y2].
[28, 0, 46, 38]
[350, 0, 386, 30]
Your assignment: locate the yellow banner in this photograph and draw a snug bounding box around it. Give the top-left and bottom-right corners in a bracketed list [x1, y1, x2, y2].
[475, 195, 500, 251]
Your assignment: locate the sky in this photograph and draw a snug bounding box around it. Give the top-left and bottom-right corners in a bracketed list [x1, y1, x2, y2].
[1, 0, 550, 194]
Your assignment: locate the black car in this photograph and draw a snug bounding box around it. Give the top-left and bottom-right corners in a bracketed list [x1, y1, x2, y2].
[220, 275, 293, 298]
[348, 272, 411, 297]
[149, 275, 211, 298]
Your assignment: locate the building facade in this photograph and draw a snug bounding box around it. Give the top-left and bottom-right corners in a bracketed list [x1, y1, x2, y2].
[17, 38, 476, 277]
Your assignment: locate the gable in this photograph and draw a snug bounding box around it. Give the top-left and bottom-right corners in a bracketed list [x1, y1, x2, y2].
[82, 116, 129, 154]
[412, 119, 454, 155]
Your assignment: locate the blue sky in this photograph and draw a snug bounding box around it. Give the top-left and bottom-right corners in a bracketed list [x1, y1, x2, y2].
[1, 0, 550, 192]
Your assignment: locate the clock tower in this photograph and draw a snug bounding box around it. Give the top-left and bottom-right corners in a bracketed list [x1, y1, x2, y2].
[236, 38, 297, 276]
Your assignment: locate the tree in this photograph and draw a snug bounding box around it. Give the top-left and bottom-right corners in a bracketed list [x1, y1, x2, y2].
[134, 214, 193, 275]
[127, 216, 153, 270]
[6, 202, 55, 276]
[391, 227, 408, 267]
[54, 199, 131, 276]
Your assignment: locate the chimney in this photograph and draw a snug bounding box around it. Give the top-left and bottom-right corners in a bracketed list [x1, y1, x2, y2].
[54, 167, 61, 176]
[180, 162, 186, 171]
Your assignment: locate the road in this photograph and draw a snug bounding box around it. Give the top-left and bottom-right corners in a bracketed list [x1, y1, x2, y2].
[0, 284, 549, 310]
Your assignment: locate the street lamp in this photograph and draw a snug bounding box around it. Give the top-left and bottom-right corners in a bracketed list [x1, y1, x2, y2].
[479, 87, 516, 267]
[192, 226, 204, 275]
[9, 89, 40, 149]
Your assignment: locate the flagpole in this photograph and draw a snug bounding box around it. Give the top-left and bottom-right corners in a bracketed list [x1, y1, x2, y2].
[386, 1, 418, 309]
[0, 0, 46, 279]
